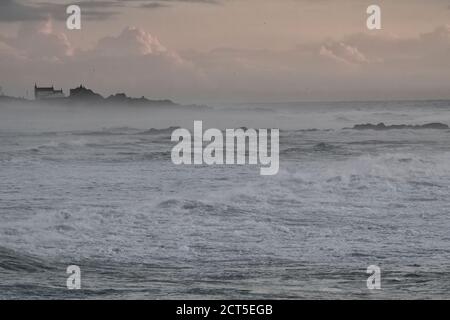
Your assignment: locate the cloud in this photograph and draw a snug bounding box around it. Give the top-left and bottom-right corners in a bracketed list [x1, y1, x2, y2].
[0, 41, 18, 57]
[319, 42, 369, 65]
[36, 1, 120, 21]
[0, 0, 119, 22]
[125, 0, 220, 4]
[1, 20, 450, 101]
[93, 27, 169, 57]
[116, 0, 222, 10]
[0, 21, 204, 99]
[0, 0, 222, 22]
[335, 25, 450, 66]
[0, 19, 73, 60]
[139, 2, 169, 9]
[0, 0, 44, 21]
[182, 25, 450, 100]
[420, 24, 450, 43]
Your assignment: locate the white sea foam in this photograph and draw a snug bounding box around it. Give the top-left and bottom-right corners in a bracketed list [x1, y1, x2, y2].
[1, 100, 450, 298]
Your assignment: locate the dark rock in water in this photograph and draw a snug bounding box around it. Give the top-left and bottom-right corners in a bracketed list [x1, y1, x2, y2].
[420, 123, 449, 129]
[351, 122, 449, 130]
[141, 126, 180, 135]
[352, 123, 387, 130]
[313, 142, 335, 151]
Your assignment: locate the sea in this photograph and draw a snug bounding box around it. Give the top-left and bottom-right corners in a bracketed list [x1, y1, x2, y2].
[0, 100, 449, 299]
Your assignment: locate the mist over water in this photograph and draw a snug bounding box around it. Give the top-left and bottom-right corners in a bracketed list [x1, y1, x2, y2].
[2, 99, 450, 133]
[1, 100, 450, 299]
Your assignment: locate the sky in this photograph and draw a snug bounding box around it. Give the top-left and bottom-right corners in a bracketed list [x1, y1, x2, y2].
[0, 0, 449, 103]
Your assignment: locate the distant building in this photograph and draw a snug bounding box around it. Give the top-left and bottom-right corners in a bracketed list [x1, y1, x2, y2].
[69, 85, 103, 100]
[106, 93, 128, 102]
[0, 86, 3, 96]
[34, 84, 65, 100]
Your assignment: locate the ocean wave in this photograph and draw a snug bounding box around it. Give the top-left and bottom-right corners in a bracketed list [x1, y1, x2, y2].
[138, 151, 172, 161]
[26, 139, 91, 152]
[156, 198, 242, 216]
[0, 246, 53, 272]
[281, 143, 343, 155]
[280, 152, 450, 188]
[312, 142, 338, 152]
[70, 127, 141, 136]
[294, 128, 332, 132]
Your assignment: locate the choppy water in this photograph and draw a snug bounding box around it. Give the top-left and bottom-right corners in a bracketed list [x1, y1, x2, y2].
[1, 100, 450, 299]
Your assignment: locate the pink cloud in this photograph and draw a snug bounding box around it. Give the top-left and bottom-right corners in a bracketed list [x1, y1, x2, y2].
[1, 19, 73, 60]
[94, 27, 168, 57]
[319, 42, 369, 65]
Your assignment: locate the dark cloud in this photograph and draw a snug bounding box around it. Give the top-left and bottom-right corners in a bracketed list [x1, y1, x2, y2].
[139, 2, 170, 9]
[0, 0, 222, 22]
[124, 0, 222, 9]
[37, 1, 120, 21]
[0, 0, 120, 22]
[0, 0, 44, 21]
[125, 0, 220, 3]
